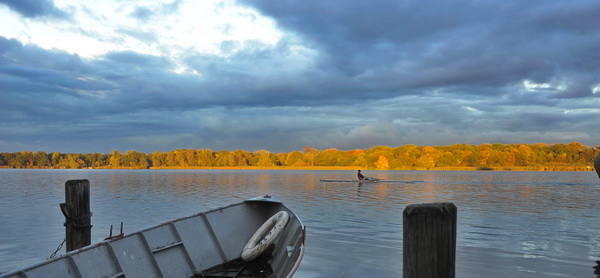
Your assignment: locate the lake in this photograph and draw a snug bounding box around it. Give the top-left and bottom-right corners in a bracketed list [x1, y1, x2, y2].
[1, 169, 599, 277]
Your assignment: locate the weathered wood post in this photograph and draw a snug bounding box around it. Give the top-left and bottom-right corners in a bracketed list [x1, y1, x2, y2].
[403, 202, 457, 278]
[59, 179, 92, 252]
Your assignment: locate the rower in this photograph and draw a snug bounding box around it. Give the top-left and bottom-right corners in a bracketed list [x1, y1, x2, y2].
[357, 170, 365, 180]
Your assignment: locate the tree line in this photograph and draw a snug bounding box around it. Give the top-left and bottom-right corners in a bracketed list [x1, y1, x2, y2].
[1, 142, 598, 170]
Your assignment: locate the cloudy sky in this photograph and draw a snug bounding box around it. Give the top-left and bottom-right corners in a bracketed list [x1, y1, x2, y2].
[1, 0, 599, 154]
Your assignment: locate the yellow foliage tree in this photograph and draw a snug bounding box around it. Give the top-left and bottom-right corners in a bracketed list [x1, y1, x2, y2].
[374, 155, 389, 170]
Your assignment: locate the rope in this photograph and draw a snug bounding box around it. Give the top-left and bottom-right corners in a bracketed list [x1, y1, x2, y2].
[65, 212, 93, 221]
[64, 212, 93, 228]
[49, 237, 66, 259]
[72, 223, 93, 228]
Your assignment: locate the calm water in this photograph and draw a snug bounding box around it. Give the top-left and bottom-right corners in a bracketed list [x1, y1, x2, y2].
[1, 169, 599, 277]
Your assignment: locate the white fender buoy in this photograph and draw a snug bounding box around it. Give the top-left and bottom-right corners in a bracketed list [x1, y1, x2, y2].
[241, 211, 290, 262]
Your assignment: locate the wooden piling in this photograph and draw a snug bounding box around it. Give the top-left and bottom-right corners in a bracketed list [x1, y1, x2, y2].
[403, 202, 457, 278]
[59, 179, 92, 252]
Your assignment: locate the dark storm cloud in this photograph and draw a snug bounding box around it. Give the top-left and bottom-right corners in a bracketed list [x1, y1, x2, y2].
[0, 38, 96, 126]
[0, 0, 68, 19]
[0, 36, 309, 129]
[0, 37, 205, 152]
[240, 0, 600, 98]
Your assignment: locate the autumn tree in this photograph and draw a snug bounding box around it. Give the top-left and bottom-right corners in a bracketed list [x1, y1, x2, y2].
[374, 155, 390, 170]
[122, 150, 149, 168]
[285, 151, 305, 166]
[414, 146, 437, 169]
[303, 147, 316, 166]
[109, 150, 123, 168]
[149, 151, 166, 167]
[197, 149, 215, 166]
[253, 150, 276, 167]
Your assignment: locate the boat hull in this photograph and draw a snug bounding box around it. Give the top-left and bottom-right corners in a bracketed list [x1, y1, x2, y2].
[0, 196, 305, 278]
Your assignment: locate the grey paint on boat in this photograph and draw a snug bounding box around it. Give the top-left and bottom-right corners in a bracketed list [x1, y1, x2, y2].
[0, 196, 305, 278]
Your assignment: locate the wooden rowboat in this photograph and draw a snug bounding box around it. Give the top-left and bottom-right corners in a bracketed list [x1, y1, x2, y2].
[0, 196, 305, 278]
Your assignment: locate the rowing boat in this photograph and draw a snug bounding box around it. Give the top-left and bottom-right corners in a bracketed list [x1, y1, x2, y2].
[320, 179, 423, 183]
[320, 179, 381, 183]
[0, 196, 305, 278]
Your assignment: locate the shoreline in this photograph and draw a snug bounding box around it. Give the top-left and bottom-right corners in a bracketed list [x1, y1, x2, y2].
[0, 166, 596, 171]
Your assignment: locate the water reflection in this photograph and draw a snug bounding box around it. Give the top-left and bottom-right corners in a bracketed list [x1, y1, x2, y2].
[1, 169, 599, 277]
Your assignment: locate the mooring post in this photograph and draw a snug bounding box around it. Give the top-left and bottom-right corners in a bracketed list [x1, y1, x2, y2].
[403, 202, 457, 278]
[60, 179, 92, 252]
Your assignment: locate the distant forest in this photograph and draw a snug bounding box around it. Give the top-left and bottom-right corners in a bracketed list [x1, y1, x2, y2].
[1, 142, 599, 171]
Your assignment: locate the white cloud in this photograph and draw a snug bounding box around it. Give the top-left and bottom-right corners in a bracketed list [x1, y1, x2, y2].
[522, 79, 567, 92]
[1, 0, 283, 59]
[463, 106, 482, 114]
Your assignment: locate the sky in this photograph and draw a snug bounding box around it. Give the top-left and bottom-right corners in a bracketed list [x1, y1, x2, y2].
[1, 0, 599, 154]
